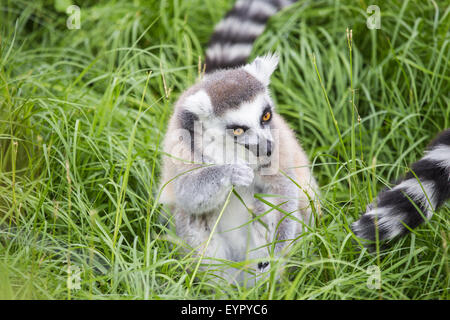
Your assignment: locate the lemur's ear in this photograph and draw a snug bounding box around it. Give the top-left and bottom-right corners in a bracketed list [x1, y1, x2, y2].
[244, 53, 279, 86]
[183, 90, 213, 118]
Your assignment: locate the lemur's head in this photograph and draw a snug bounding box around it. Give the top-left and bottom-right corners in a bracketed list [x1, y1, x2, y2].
[178, 54, 279, 168]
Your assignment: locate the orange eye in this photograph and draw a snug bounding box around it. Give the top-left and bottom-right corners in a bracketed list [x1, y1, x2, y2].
[262, 111, 271, 122]
[233, 128, 244, 136]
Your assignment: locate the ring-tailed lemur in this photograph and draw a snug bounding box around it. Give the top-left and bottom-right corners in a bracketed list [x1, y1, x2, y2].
[352, 129, 450, 243]
[159, 0, 318, 285]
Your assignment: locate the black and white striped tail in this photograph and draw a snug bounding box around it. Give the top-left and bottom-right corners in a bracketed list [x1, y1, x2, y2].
[352, 129, 450, 242]
[205, 0, 297, 73]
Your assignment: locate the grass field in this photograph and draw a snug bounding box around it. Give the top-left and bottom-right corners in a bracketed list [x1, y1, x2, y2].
[0, 0, 449, 299]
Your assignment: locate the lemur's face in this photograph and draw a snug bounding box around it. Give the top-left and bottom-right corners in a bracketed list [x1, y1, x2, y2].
[219, 93, 274, 166]
[181, 54, 279, 167]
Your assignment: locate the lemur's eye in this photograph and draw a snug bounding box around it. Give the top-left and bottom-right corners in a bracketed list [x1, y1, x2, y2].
[233, 128, 244, 136]
[262, 111, 272, 122]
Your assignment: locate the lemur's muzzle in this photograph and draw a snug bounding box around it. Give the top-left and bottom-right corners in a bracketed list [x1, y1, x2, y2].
[244, 139, 272, 157]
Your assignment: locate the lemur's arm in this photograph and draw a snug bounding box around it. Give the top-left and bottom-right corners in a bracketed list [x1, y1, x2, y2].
[174, 164, 254, 215]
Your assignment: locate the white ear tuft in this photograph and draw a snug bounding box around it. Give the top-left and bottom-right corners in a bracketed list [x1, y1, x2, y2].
[184, 90, 213, 117]
[244, 53, 279, 86]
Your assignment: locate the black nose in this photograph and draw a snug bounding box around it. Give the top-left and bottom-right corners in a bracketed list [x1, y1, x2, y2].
[245, 141, 272, 157]
[266, 140, 272, 157]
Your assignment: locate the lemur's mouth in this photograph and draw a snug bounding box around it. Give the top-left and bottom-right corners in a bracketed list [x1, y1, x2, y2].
[260, 161, 271, 168]
[257, 158, 272, 169]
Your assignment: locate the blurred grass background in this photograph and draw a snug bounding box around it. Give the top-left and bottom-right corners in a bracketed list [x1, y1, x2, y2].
[0, 0, 449, 299]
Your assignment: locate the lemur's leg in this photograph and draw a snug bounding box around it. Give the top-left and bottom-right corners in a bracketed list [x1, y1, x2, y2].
[251, 171, 301, 272]
[296, 178, 319, 235]
[174, 210, 245, 284]
[173, 164, 254, 215]
[175, 210, 227, 261]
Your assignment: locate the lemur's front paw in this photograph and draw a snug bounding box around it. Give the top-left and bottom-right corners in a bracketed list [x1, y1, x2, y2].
[229, 164, 254, 187]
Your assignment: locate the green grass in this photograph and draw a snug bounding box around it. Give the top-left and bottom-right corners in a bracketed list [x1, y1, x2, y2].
[0, 0, 449, 299]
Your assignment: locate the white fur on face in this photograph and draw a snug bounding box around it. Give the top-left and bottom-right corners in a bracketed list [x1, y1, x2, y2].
[202, 124, 246, 165]
[184, 89, 213, 118]
[200, 127, 259, 166]
[193, 93, 274, 166]
[222, 93, 273, 141]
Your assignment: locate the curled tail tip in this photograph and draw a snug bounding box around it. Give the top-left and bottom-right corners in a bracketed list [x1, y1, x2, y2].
[352, 180, 436, 244]
[352, 129, 450, 245]
[351, 206, 403, 242]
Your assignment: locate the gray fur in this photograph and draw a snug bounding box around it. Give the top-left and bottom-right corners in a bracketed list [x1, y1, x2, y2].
[204, 69, 265, 115]
[174, 164, 254, 215]
[178, 109, 198, 134]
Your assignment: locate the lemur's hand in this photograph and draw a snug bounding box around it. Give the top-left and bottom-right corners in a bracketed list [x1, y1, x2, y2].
[229, 164, 254, 187]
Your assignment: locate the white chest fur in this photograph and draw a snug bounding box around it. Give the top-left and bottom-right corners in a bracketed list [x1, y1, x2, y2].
[216, 183, 272, 262]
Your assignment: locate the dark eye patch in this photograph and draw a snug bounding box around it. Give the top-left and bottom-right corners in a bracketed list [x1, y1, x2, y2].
[179, 110, 198, 134]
